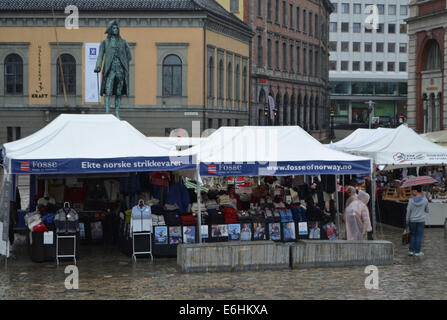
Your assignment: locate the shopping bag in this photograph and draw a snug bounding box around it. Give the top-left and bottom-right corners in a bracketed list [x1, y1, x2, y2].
[402, 226, 410, 245]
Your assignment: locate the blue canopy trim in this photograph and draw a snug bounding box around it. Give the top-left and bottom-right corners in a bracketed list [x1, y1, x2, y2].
[10, 156, 195, 174]
[200, 160, 371, 176]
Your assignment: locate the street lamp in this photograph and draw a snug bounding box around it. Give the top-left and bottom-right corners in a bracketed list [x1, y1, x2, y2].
[366, 100, 375, 129]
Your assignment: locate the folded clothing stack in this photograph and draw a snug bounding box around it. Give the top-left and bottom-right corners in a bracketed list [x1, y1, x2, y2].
[278, 208, 294, 223]
[25, 212, 42, 231]
[152, 215, 166, 226]
[164, 203, 179, 211]
[237, 211, 252, 223]
[163, 211, 181, 226]
[208, 209, 225, 224]
[291, 205, 307, 223]
[147, 198, 160, 206]
[191, 202, 207, 214]
[205, 200, 219, 210]
[33, 223, 48, 232]
[217, 194, 232, 206]
[221, 207, 238, 224]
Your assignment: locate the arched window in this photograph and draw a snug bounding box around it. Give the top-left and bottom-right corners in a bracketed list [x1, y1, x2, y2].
[424, 40, 442, 71]
[4, 54, 23, 95]
[235, 64, 240, 103]
[242, 66, 247, 103]
[227, 61, 233, 104]
[208, 57, 214, 98]
[163, 54, 182, 96]
[218, 59, 224, 99]
[57, 54, 76, 95]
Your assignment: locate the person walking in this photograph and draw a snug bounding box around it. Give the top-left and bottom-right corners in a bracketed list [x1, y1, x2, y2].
[406, 185, 429, 257]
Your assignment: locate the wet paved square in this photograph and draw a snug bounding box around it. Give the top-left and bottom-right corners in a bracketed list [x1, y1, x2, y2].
[1, 224, 446, 300]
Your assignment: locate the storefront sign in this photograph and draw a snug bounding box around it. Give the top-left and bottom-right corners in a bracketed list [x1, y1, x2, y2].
[392, 152, 447, 164]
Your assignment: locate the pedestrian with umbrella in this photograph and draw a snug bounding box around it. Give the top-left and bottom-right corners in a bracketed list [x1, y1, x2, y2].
[406, 185, 429, 257]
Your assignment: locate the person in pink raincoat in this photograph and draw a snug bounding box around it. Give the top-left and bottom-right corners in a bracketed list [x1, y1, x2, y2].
[344, 190, 372, 240]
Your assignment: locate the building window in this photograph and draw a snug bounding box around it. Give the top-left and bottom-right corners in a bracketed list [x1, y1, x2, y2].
[399, 24, 407, 34]
[218, 59, 224, 99]
[376, 42, 384, 52]
[303, 9, 306, 32]
[315, 14, 318, 36]
[377, 23, 384, 33]
[330, 22, 337, 32]
[388, 43, 396, 53]
[303, 47, 307, 75]
[342, 3, 350, 14]
[290, 4, 294, 28]
[387, 62, 395, 72]
[309, 12, 312, 36]
[258, 0, 263, 17]
[218, 119, 222, 128]
[353, 61, 360, 71]
[400, 5, 408, 15]
[329, 41, 337, 51]
[399, 43, 407, 53]
[309, 49, 313, 76]
[257, 35, 263, 66]
[4, 53, 23, 95]
[208, 56, 214, 98]
[242, 66, 247, 102]
[283, 1, 287, 26]
[275, 0, 280, 23]
[364, 42, 372, 52]
[290, 44, 294, 72]
[296, 44, 301, 73]
[283, 42, 287, 71]
[353, 42, 360, 52]
[333, 3, 338, 13]
[353, 23, 361, 33]
[230, 0, 239, 12]
[389, 5, 396, 15]
[388, 24, 396, 34]
[341, 41, 349, 52]
[353, 3, 361, 14]
[330, 60, 337, 71]
[341, 61, 349, 71]
[341, 22, 349, 32]
[364, 61, 372, 71]
[275, 40, 280, 69]
[399, 62, 406, 72]
[267, 0, 272, 21]
[365, 25, 372, 33]
[56, 53, 76, 95]
[377, 4, 384, 14]
[267, 38, 272, 69]
[227, 61, 233, 104]
[208, 118, 213, 129]
[235, 64, 240, 102]
[296, 7, 300, 31]
[376, 61, 384, 71]
[424, 40, 442, 70]
[6, 127, 21, 143]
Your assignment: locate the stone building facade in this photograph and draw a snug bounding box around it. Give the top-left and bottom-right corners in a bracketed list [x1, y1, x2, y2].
[407, 0, 447, 133]
[0, 0, 252, 145]
[241, 0, 334, 141]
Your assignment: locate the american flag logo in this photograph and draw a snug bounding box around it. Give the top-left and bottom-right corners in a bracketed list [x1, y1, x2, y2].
[208, 164, 217, 174]
[20, 161, 30, 172]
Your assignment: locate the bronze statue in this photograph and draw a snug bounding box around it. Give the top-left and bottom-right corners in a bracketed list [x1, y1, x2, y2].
[94, 20, 132, 118]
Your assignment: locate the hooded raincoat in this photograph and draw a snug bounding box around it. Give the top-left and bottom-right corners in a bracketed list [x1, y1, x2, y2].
[344, 190, 372, 240]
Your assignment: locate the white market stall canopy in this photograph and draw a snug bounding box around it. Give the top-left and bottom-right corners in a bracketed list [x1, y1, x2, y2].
[183, 126, 372, 176]
[421, 130, 447, 146]
[328, 128, 395, 152]
[345, 124, 447, 170]
[1, 114, 194, 175]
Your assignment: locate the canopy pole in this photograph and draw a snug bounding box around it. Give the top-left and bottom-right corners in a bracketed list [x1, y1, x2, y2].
[371, 163, 377, 240]
[196, 163, 202, 244]
[335, 175, 340, 238]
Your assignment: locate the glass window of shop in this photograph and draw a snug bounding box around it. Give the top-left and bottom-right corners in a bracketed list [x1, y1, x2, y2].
[351, 82, 374, 95]
[352, 103, 369, 123]
[332, 100, 350, 124]
[396, 101, 407, 119]
[374, 101, 395, 123]
[375, 82, 397, 95]
[398, 82, 407, 95]
[330, 81, 350, 94]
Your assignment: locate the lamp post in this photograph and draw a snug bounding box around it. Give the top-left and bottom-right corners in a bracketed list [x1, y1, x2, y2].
[330, 106, 335, 140]
[366, 100, 375, 129]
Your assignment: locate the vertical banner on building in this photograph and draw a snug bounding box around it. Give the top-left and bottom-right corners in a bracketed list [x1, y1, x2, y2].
[85, 43, 101, 103]
[0, 171, 12, 258]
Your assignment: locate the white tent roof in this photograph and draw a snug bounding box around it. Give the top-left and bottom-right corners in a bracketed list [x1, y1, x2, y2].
[345, 124, 447, 169]
[184, 126, 371, 176]
[147, 137, 206, 150]
[2, 114, 194, 174]
[421, 130, 447, 146]
[329, 128, 395, 152]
